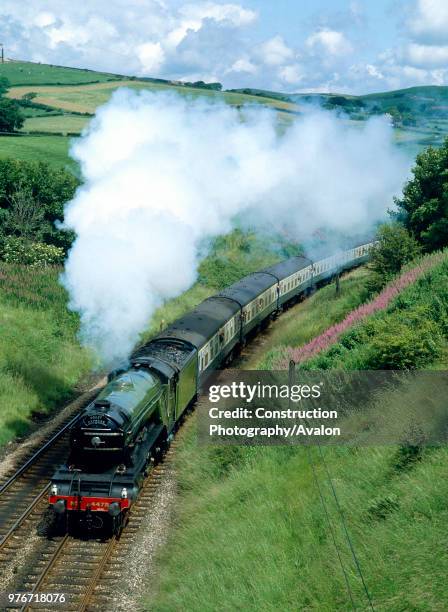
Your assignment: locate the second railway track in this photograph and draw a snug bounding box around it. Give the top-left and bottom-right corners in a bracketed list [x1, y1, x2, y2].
[0, 388, 104, 593]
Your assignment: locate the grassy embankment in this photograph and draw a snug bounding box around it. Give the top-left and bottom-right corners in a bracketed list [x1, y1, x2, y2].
[146, 252, 448, 611]
[0, 231, 294, 448]
[0, 264, 90, 446]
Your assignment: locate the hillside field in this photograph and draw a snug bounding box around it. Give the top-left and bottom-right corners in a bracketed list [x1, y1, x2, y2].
[0, 134, 72, 167]
[6, 80, 300, 115]
[0, 60, 124, 86]
[0, 61, 447, 166]
[0, 61, 301, 167]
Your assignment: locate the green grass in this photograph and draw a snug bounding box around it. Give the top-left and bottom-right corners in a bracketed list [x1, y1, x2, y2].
[0, 61, 124, 86]
[22, 114, 90, 134]
[0, 134, 73, 168]
[147, 433, 448, 611]
[0, 264, 91, 445]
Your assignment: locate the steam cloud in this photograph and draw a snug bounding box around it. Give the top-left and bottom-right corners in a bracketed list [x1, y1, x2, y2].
[61, 89, 410, 365]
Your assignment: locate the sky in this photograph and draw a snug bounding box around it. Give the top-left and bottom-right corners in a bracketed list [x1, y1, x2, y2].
[1, 0, 447, 94]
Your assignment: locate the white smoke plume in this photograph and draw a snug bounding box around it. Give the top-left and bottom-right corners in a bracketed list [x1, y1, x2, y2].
[61, 89, 410, 365]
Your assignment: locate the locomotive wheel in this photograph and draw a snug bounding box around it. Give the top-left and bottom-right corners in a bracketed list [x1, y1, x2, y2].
[51, 510, 68, 536]
[112, 514, 123, 537]
[66, 511, 79, 536]
[113, 510, 129, 537]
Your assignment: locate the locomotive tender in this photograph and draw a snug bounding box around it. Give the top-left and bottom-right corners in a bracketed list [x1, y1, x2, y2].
[49, 241, 373, 533]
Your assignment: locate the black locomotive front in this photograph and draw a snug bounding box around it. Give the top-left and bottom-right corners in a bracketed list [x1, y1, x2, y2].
[69, 398, 129, 465]
[68, 369, 164, 467]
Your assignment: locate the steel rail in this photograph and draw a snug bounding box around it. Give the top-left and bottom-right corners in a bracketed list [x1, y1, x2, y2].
[0, 483, 50, 550]
[78, 537, 117, 612]
[0, 414, 79, 497]
[20, 534, 69, 612]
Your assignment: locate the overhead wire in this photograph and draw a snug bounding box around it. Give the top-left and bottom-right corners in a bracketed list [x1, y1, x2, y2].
[288, 361, 356, 610]
[317, 444, 375, 611]
[289, 360, 375, 611]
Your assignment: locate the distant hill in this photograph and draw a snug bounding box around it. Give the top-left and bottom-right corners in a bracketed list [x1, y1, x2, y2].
[230, 85, 448, 126]
[228, 85, 448, 156]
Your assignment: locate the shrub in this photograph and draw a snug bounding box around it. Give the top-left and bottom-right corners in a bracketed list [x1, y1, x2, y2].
[392, 425, 427, 473]
[0, 97, 24, 132]
[367, 223, 421, 292]
[0, 158, 78, 251]
[364, 309, 441, 369]
[2, 236, 64, 267]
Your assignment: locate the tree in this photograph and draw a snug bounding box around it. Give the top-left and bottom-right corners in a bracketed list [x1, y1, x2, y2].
[0, 159, 79, 250]
[2, 185, 47, 241]
[0, 98, 24, 132]
[367, 223, 421, 291]
[394, 139, 448, 251]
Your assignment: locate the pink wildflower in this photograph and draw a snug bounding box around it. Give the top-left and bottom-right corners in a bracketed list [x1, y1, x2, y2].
[276, 252, 445, 368]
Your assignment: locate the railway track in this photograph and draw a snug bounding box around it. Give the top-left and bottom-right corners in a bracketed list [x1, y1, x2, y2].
[2, 424, 185, 611]
[0, 414, 77, 550]
[0, 363, 191, 610]
[0, 388, 104, 599]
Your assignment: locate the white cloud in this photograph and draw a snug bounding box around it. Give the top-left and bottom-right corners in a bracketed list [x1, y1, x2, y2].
[137, 41, 165, 74]
[306, 29, 353, 57]
[180, 3, 257, 27]
[409, 0, 448, 43]
[405, 42, 448, 67]
[0, 0, 257, 81]
[166, 2, 256, 49]
[256, 36, 294, 66]
[228, 57, 258, 74]
[365, 64, 384, 79]
[363, 0, 448, 90]
[34, 12, 56, 27]
[279, 64, 303, 85]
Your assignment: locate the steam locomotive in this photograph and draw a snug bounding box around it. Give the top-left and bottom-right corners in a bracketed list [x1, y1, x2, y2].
[49, 241, 373, 533]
